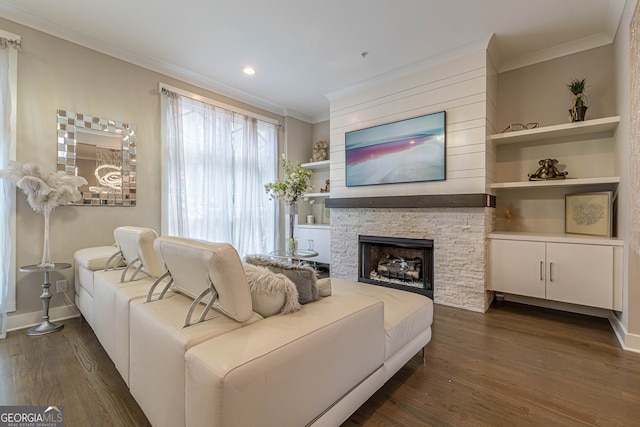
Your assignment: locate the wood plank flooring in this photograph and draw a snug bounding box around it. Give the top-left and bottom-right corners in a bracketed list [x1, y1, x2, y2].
[0, 317, 150, 426]
[1, 301, 639, 426]
[345, 302, 640, 427]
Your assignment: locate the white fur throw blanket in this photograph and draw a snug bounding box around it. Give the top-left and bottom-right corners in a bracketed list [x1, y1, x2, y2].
[243, 263, 301, 314]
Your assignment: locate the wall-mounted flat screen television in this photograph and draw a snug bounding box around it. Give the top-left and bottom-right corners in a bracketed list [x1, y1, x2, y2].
[345, 111, 446, 187]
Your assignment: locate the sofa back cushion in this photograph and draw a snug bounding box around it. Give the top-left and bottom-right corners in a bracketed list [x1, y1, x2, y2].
[113, 226, 165, 278]
[153, 236, 253, 322]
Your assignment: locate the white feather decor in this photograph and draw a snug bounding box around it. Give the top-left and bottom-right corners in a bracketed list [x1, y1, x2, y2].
[0, 161, 87, 267]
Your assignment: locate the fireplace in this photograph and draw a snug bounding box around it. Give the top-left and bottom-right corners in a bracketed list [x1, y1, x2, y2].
[358, 235, 433, 298]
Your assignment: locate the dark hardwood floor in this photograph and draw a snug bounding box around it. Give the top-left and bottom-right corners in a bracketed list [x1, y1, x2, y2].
[0, 317, 150, 426]
[1, 301, 639, 426]
[345, 302, 640, 427]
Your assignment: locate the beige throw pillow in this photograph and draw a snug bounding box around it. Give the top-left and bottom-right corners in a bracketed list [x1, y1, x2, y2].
[243, 263, 301, 316]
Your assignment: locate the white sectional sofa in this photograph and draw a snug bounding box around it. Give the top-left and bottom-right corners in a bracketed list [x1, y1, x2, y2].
[74, 227, 434, 427]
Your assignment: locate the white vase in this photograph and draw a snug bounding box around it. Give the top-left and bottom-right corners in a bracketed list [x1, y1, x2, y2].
[39, 208, 54, 268]
[286, 204, 298, 254]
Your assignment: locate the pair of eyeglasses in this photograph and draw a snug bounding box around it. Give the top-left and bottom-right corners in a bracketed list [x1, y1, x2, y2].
[501, 123, 539, 133]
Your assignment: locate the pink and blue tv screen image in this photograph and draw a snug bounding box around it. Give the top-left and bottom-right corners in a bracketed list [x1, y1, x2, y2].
[345, 111, 446, 187]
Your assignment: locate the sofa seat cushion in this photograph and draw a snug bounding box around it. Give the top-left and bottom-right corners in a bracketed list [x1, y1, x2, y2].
[75, 285, 94, 328]
[112, 279, 173, 386]
[129, 294, 260, 427]
[74, 246, 121, 299]
[331, 278, 434, 360]
[184, 293, 384, 427]
[93, 270, 155, 374]
[92, 269, 147, 360]
[75, 245, 120, 271]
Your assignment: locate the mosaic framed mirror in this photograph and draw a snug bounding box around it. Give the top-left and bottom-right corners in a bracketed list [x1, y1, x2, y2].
[56, 110, 136, 206]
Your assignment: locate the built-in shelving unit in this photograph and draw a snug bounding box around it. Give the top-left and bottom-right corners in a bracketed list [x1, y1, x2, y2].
[491, 116, 621, 193]
[490, 116, 620, 145]
[488, 116, 623, 309]
[491, 115, 620, 244]
[301, 159, 330, 170]
[302, 160, 330, 200]
[304, 192, 330, 198]
[296, 160, 331, 264]
[490, 176, 620, 190]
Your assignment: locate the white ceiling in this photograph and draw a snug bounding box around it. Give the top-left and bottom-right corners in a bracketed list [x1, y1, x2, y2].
[0, 0, 627, 123]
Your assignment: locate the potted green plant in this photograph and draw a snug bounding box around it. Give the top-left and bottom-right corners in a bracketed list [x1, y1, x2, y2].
[567, 78, 588, 122]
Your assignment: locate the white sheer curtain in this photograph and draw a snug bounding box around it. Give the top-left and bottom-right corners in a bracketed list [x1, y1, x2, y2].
[0, 40, 12, 339]
[161, 89, 277, 257]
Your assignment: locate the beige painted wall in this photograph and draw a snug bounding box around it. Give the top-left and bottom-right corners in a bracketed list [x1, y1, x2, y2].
[284, 116, 312, 162]
[312, 120, 330, 159]
[627, 0, 640, 343]
[498, 45, 616, 131]
[615, 0, 640, 347]
[0, 18, 283, 319]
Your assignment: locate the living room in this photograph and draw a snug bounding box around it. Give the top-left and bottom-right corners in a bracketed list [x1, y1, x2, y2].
[1, 0, 640, 425]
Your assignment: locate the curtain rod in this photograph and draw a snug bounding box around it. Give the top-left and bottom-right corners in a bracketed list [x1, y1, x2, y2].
[159, 83, 281, 127]
[0, 37, 21, 50]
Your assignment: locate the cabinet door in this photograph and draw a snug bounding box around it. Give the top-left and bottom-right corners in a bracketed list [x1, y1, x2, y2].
[307, 227, 330, 264]
[295, 226, 330, 264]
[295, 227, 312, 250]
[545, 243, 613, 309]
[489, 240, 546, 299]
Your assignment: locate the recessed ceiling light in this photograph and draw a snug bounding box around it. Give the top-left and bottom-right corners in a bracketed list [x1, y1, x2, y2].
[243, 66, 256, 75]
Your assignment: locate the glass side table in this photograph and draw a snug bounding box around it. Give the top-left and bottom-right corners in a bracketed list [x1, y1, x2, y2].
[19, 262, 71, 336]
[267, 249, 320, 268]
[268, 249, 319, 260]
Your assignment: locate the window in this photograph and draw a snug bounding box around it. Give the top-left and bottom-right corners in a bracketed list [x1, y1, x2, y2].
[160, 85, 278, 257]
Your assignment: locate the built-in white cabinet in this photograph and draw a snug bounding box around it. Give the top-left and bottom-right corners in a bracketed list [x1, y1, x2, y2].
[488, 117, 624, 311]
[489, 239, 547, 299]
[488, 234, 622, 310]
[295, 224, 330, 264]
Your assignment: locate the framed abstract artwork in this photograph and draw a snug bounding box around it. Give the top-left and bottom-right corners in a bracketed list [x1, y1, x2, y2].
[345, 111, 446, 187]
[565, 191, 613, 237]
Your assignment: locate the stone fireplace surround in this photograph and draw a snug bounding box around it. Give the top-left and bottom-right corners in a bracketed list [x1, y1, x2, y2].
[330, 206, 495, 312]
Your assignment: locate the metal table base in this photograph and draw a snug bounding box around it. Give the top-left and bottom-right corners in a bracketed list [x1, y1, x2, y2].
[20, 263, 71, 336]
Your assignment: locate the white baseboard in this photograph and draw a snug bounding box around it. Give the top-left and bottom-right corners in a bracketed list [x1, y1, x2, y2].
[500, 293, 612, 318]
[6, 304, 80, 333]
[609, 313, 640, 353]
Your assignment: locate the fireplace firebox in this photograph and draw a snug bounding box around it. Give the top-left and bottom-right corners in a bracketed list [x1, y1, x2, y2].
[358, 235, 433, 298]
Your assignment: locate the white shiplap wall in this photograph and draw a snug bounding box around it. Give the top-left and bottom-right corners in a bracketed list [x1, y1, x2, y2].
[328, 49, 491, 198]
